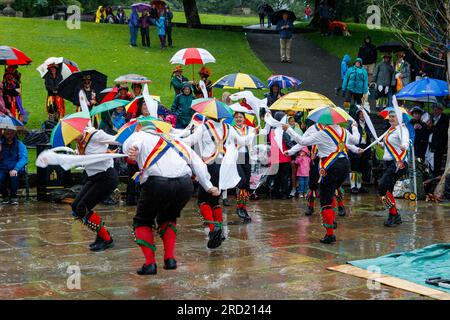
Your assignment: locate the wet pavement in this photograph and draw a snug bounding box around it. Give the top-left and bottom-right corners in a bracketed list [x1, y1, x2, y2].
[0, 192, 449, 300]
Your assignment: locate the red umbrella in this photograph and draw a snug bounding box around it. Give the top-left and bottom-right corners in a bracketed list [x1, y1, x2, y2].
[0, 46, 32, 66]
[170, 48, 216, 80]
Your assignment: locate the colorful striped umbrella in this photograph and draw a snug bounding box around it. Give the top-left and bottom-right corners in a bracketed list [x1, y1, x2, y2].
[191, 98, 233, 121]
[170, 48, 216, 65]
[125, 95, 161, 114]
[307, 106, 351, 125]
[213, 73, 267, 90]
[90, 99, 130, 117]
[115, 116, 172, 144]
[0, 114, 24, 130]
[379, 107, 412, 121]
[270, 91, 335, 111]
[228, 103, 257, 127]
[36, 57, 79, 80]
[50, 111, 91, 147]
[0, 46, 32, 66]
[268, 75, 302, 89]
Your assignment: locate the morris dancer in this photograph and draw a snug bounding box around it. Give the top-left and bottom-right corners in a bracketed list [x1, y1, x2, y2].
[182, 116, 255, 249]
[283, 120, 360, 244]
[71, 126, 120, 251]
[123, 130, 219, 275]
[378, 111, 409, 227]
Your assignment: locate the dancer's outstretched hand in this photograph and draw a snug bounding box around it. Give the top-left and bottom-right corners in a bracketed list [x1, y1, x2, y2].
[127, 145, 139, 160]
[208, 187, 220, 197]
[282, 124, 290, 131]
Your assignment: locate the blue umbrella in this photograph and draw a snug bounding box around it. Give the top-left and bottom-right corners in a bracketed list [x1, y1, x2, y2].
[396, 78, 449, 99]
[0, 114, 24, 130]
[268, 75, 302, 89]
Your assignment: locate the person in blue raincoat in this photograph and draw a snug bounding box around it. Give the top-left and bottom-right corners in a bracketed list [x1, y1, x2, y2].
[129, 7, 139, 47]
[342, 57, 368, 106]
[335, 54, 351, 96]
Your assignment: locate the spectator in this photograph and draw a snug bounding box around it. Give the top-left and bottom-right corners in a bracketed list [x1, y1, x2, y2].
[44, 64, 64, 119]
[129, 7, 139, 47]
[404, 40, 419, 81]
[288, 116, 302, 198]
[164, 6, 174, 48]
[74, 75, 97, 113]
[0, 129, 28, 205]
[131, 83, 143, 98]
[2, 70, 24, 121]
[304, 4, 312, 21]
[265, 4, 274, 28]
[170, 66, 189, 97]
[155, 15, 166, 49]
[194, 67, 213, 98]
[418, 47, 434, 78]
[0, 82, 11, 116]
[111, 106, 127, 133]
[171, 83, 194, 129]
[318, 0, 332, 36]
[433, 52, 446, 80]
[357, 36, 378, 83]
[105, 6, 115, 24]
[266, 82, 284, 107]
[116, 7, 127, 24]
[410, 106, 429, 161]
[115, 85, 133, 101]
[342, 58, 369, 106]
[95, 6, 106, 23]
[258, 3, 266, 28]
[394, 51, 410, 92]
[276, 12, 294, 63]
[149, 4, 159, 25]
[335, 54, 351, 96]
[373, 53, 395, 110]
[295, 146, 311, 198]
[426, 104, 449, 177]
[139, 10, 151, 48]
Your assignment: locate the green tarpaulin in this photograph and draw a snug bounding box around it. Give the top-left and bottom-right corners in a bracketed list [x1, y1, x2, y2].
[349, 243, 450, 293]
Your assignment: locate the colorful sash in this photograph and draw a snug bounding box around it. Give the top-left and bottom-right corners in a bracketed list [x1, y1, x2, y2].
[319, 126, 348, 182]
[203, 121, 229, 164]
[311, 124, 325, 159]
[133, 134, 192, 183]
[384, 127, 407, 163]
[77, 130, 98, 155]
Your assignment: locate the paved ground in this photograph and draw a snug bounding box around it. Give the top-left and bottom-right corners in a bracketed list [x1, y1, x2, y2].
[246, 32, 345, 106]
[1, 192, 448, 300]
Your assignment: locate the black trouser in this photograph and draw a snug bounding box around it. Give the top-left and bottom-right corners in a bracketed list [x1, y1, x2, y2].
[433, 151, 444, 177]
[320, 17, 329, 34]
[198, 163, 220, 207]
[134, 175, 193, 228]
[126, 163, 140, 204]
[237, 152, 251, 191]
[259, 14, 265, 26]
[319, 158, 350, 207]
[378, 161, 408, 196]
[140, 27, 150, 47]
[349, 151, 370, 173]
[345, 91, 363, 105]
[72, 167, 119, 218]
[309, 158, 320, 191]
[166, 26, 172, 46]
[273, 162, 291, 197]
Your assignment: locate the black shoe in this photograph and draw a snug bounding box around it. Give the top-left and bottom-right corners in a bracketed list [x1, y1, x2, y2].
[384, 214, 402, 227]
[320, 234, 336, 244]
[236, 208, 252, 223]
[305, 206, 314, 216]
[163, 258, 177, 270]
[222, 198, 231, 206]
[90, 238, 114, 252]
[137, 263, 157, 275]
[358, 187, 369, 193]
[89, 235, 102, 248]
[351, 188, 359, 194]
[338, 206, 346, 217]
[207, 226, 223, 249]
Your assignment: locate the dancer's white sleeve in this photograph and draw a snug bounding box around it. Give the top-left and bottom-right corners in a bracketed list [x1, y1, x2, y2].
[287, 144, 303, 156]
[347, 127, 361, 145]
[185, 142, 213, 191]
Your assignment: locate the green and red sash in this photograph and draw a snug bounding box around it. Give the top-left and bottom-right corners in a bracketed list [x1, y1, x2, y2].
[319, 126, 348, 182]
[384, 127, 407, 163]
[203, 121, 229, 164]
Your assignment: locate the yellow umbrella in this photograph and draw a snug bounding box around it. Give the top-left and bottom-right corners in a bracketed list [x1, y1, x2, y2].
[269, 91, 336, 111]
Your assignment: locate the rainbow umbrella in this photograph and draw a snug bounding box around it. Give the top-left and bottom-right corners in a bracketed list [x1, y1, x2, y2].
[125, 95, 161, 114]
[213, 73, 266, 90]
[268, 75, 302, 89]
[50, 111, 91, 147]
[379, 107, 412, 121]
[115, 116, 172, 144]
[307, 106, 351, 125]
[191, 98, 233, 121]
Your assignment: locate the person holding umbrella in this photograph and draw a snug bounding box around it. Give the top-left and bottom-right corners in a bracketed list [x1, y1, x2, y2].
[139, 10, 151, 48]
[0, 129, 28, 205]
[44, 64, 65, 119]
[410, 106, 429, 161]
[129, 6, 140, 47]
[276, 12, 295, 63]
[170, 66, 190, 97]
[194, 66, 213, 99]
[74, 75, 98, 113]
[265, 82, 285, 107]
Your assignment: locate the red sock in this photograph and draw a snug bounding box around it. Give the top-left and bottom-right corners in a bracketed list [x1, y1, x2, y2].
[389, 207, 398, 215]
[160, 222, 177, 260]
[213, 206, 223, 224]
[200, 203, 215, 232]
[307, 191, 315, 207]
[321, 208, 335, 236]
[86, 212, 111, 241]
[135, 226, 156, 265]
[336, 191, 344, 208]
[387, 192, 398, 215]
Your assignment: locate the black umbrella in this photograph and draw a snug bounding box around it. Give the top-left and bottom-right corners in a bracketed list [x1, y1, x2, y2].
[271, 10, 297, 25]
[377, 41, 407, 53]
[58, 70, 107, 104]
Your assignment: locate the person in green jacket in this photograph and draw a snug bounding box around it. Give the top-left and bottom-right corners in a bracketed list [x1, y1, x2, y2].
[342, 57, 368, 106]
[171, 82, 194, 129]
[170, 66, 190, 97]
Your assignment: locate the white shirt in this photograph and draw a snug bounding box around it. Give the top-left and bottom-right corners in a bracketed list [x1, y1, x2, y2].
[181, 120, 255, 161]
[81, 129, 119, 177]
[382, 125, 410, 161]
[232, 125, 256, 153]
[287, 124, 360, 159]
[123, 131, 213, 190]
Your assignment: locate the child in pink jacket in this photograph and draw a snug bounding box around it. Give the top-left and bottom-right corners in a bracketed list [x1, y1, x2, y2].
[295, 146, 311, 197]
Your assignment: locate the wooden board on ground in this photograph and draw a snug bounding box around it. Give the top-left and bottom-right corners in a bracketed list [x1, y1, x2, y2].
[328, 264, 450, 300]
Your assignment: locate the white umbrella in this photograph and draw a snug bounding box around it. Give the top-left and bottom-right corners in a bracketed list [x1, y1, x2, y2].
[36, 57, 79, 80]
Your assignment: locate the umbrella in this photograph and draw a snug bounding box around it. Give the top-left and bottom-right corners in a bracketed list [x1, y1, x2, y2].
[50, 111, 91, 147]
[191, 98, 233, 121]
[36, 57, 79, 80]
[271, 10, 297, 25]
[131, 3, 152, 12]
[307, 106, 351, 125]
[213, 73, 266, 90]
[397, 95, 438, 104]
[58, 70, 107, 104]
[125, 95, 161, 114]
[114, 74, 152, 84]
[270, 91, 335, 111]
[228, 103, 257, 127]
[0, 46, 32, 66]
[115, 116, 172, 144]
[379, 107, 413, 122]
[90, 99, 130, 117]
[0, 114, 24, 130]
[268, 75, 302, 89]
[98, 87, 119, 104]
[396, 78, 449, 99]
[376, 41, 406, 53]
[170, 48, 216, 80]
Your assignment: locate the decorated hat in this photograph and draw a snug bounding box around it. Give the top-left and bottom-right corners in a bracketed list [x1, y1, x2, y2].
[199, 66, 212, 76]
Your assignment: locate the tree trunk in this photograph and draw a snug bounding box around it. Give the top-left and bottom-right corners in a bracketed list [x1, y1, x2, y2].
[183, 0, 201, 27]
